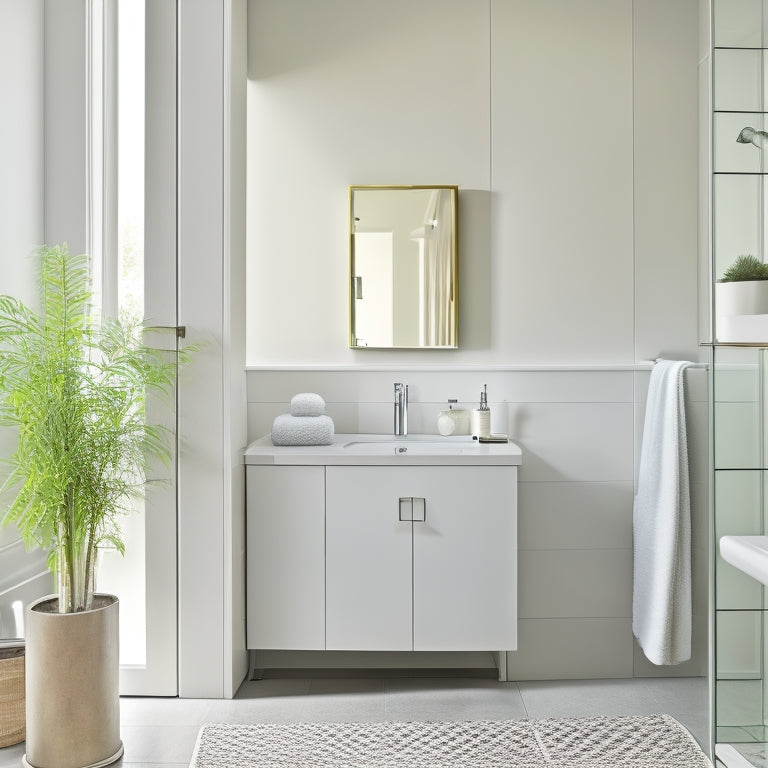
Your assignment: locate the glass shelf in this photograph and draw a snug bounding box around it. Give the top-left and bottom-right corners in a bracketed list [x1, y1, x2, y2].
[718, 726, 768, 744]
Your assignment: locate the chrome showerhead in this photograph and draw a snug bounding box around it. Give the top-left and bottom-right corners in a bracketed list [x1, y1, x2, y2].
[737, 126, 768, 148]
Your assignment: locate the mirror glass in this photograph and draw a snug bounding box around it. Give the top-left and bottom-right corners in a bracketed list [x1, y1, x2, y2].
[349, 185, 458, 349]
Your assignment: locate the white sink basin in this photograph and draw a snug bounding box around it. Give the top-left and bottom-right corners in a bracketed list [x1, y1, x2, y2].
[720, 535, 768, 587]
[342, 439, 476, 455]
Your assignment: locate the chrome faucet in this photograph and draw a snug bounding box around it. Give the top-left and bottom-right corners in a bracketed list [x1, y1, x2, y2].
[394, 382, 408, 437]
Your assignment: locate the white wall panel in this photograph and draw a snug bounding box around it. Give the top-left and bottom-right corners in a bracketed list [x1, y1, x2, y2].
[518, 482, 633, 551]
[43, 0, 87, 254]
[506, 402, 634, 483]
[490, 0, 635, 364]
[0, 0, 47, 641]
[633, 0, 701, 363]
[246, 0, 490, 365]
[506, 618, 634, 681]
[0, 0, 43, 298]
[518, 549, 633, 620]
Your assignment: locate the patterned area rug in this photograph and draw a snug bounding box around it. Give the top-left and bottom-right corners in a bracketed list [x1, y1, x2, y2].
[189, 714, 713, 767]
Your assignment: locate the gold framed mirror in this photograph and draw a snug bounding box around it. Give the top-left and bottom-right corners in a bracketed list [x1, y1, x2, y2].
[349, 185, 458, 349]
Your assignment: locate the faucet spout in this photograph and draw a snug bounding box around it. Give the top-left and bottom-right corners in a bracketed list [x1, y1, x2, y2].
[394, 383, 408, 437]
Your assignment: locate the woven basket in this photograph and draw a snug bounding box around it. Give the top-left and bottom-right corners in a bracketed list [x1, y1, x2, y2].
[0, 646, 25, 748]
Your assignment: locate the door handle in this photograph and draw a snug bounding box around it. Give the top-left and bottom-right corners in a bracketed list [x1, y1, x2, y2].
[398, 497, 426, 522]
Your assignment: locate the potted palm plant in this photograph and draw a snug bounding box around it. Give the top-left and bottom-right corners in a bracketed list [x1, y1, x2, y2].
[0, 244, 181, 768]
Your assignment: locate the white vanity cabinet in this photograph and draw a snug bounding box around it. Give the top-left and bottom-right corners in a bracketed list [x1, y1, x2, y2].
[244, 435, 520, 656]
[326, 466, 517, 651]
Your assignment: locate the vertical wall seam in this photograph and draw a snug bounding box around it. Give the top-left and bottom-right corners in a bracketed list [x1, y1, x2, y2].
[631, 0, 637, 367]
[489, 0, 493, 196]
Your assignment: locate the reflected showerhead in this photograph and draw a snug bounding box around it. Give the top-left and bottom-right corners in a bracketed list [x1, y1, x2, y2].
[737, 126, 768, 148]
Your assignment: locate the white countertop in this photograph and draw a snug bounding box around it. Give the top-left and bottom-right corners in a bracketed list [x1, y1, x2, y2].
[243, 434, 523, 466]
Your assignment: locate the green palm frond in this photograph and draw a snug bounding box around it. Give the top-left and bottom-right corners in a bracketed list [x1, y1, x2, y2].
[0, 244, 183, 613]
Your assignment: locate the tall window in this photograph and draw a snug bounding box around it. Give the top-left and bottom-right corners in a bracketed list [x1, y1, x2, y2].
[117, 1, 145, 319]
[91, 0, 148, 669]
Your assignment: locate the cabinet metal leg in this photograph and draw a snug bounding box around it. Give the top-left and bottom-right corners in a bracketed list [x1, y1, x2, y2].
[495, 651, 509, 682]
[248, 651, 264, 681]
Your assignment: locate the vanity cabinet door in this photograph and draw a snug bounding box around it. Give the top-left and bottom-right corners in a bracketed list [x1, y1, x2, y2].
[246, 466, 325, 650]
[325, 465, 517, 652]
[326, 466, 413, 650]
[413, 466, 517, 651]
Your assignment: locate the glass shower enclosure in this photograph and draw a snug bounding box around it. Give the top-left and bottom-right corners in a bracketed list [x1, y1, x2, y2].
[711, 1, 768, 765]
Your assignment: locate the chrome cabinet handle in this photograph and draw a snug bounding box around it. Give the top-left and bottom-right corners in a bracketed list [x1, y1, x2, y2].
[399, 497, 426, 522]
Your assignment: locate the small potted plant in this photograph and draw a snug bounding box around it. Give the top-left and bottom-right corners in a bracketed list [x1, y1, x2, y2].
[0, 245, 182, 768]
[716, 254, 768, 318]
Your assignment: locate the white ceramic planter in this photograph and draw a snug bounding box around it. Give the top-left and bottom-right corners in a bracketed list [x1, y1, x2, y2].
[23, 594, 123, 768]
[716, 280, 768, 317]
[716, 280, 768, 342]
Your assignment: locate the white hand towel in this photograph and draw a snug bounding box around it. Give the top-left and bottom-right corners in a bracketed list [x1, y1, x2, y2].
[271, 414, 334, 446]
[632, 359, 693, 666]
[290, 392, 326, 418]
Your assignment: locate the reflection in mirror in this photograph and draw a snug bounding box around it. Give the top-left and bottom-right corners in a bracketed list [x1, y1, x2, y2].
[349, 186, 458, 349]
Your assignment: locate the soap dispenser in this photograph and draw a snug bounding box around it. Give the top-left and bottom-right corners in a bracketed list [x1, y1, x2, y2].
[437, 399, 470, 436]
[471, 384, 491, 439]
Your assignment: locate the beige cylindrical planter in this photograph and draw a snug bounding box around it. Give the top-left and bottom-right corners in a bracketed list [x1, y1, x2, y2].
[23, 594, 123, 768]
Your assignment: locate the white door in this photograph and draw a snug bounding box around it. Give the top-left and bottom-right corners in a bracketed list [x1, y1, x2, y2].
[95, 0, 179, 696]
[353, 232, 394, 347]
[326, 467, 412, 650]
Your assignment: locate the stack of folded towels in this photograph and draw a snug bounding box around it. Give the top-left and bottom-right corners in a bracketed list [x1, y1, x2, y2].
[271, 392, 335, 446]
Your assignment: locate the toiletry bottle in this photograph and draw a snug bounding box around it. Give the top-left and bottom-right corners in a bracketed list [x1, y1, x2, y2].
[471, 384, 491, 439]
[437, 399, 470, 436]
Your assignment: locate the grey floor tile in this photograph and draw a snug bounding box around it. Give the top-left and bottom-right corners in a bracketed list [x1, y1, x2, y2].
[206, 694, 308, 724]
[0, 742, 25, 768]
[203, 678, 313, 723]
[120, 725, 201, 764]
[673, 711, 710, 750]
[384, 677, 528, 722]
[120, 696, 213, 726]
[300, 678, 387, 722]
[517, 678, 661, 719]
[645, 676, 708, 714]
[117, 764, 189, 768]
[235, 678, 312, 699]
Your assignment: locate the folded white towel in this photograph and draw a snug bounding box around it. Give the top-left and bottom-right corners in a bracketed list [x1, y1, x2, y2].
[632, 359, 693, 666]
[271, 414, 334, 446]
[290, 392, 326, 418]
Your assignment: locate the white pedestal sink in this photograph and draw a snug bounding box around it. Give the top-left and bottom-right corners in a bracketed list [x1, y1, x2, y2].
[720, 535, 768, 587]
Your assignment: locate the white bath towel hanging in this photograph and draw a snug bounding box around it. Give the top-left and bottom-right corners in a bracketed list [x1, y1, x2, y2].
[632, 359, 693, 666]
